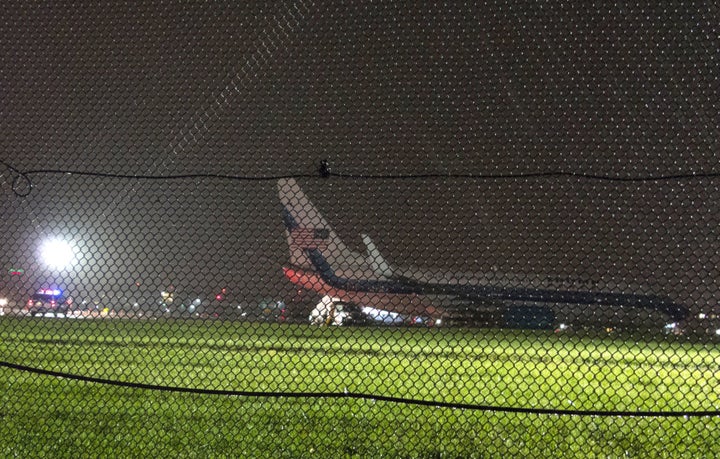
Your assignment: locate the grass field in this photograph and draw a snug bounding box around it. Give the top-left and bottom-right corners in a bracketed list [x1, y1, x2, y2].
[0, 317, 719, 457]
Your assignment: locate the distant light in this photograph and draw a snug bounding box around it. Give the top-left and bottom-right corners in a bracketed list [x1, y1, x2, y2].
[715, 329, 720, 336]
[558, 323, 568, 330]
[698, 313, 707, 319]
[38, 288, 62, 296]
[39, 238, 76, 271]
[0, 298, 7, 307]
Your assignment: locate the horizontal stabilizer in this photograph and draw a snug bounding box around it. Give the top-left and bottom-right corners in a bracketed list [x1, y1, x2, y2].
[361, 234, 394, 278]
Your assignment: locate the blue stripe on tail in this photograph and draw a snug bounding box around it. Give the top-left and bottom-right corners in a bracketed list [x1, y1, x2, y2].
[282, 207, 299, 230]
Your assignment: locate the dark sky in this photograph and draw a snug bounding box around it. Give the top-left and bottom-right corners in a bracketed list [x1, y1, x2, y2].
[0, 2, 718, 308]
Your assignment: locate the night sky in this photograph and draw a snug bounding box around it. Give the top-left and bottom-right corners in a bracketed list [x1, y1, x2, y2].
[0, 2, 718, 311]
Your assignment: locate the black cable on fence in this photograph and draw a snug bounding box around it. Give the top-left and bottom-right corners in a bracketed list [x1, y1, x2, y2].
[0, 360, 717, 418]
[4, 159, 720, 198]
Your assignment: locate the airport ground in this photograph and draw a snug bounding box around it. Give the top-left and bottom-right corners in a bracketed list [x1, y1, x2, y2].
[0, 317, 717, 457]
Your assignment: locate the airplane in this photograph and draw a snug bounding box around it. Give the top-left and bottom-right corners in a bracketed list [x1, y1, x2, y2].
[278, 178, 689, 327]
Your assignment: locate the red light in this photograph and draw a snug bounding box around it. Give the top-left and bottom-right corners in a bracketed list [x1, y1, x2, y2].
[215, 294, 223, 301]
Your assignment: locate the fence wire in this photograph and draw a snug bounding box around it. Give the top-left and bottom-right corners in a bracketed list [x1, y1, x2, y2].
[1, 1, 719, 457]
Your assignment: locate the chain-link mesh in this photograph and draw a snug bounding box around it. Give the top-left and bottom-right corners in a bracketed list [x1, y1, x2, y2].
[1, 2, 719, 457]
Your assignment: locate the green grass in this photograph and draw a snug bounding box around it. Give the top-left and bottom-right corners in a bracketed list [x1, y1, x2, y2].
[0, 318, 718, 457]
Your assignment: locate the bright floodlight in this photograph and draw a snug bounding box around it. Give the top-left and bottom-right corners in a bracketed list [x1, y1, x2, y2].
[39, 238, 76, 270]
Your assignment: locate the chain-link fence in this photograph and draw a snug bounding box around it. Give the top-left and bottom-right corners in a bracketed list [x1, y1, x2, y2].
[1, 2, 718, 457]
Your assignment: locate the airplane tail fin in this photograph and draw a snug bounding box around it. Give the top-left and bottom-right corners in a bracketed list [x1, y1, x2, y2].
[278, 178, 367, 272]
